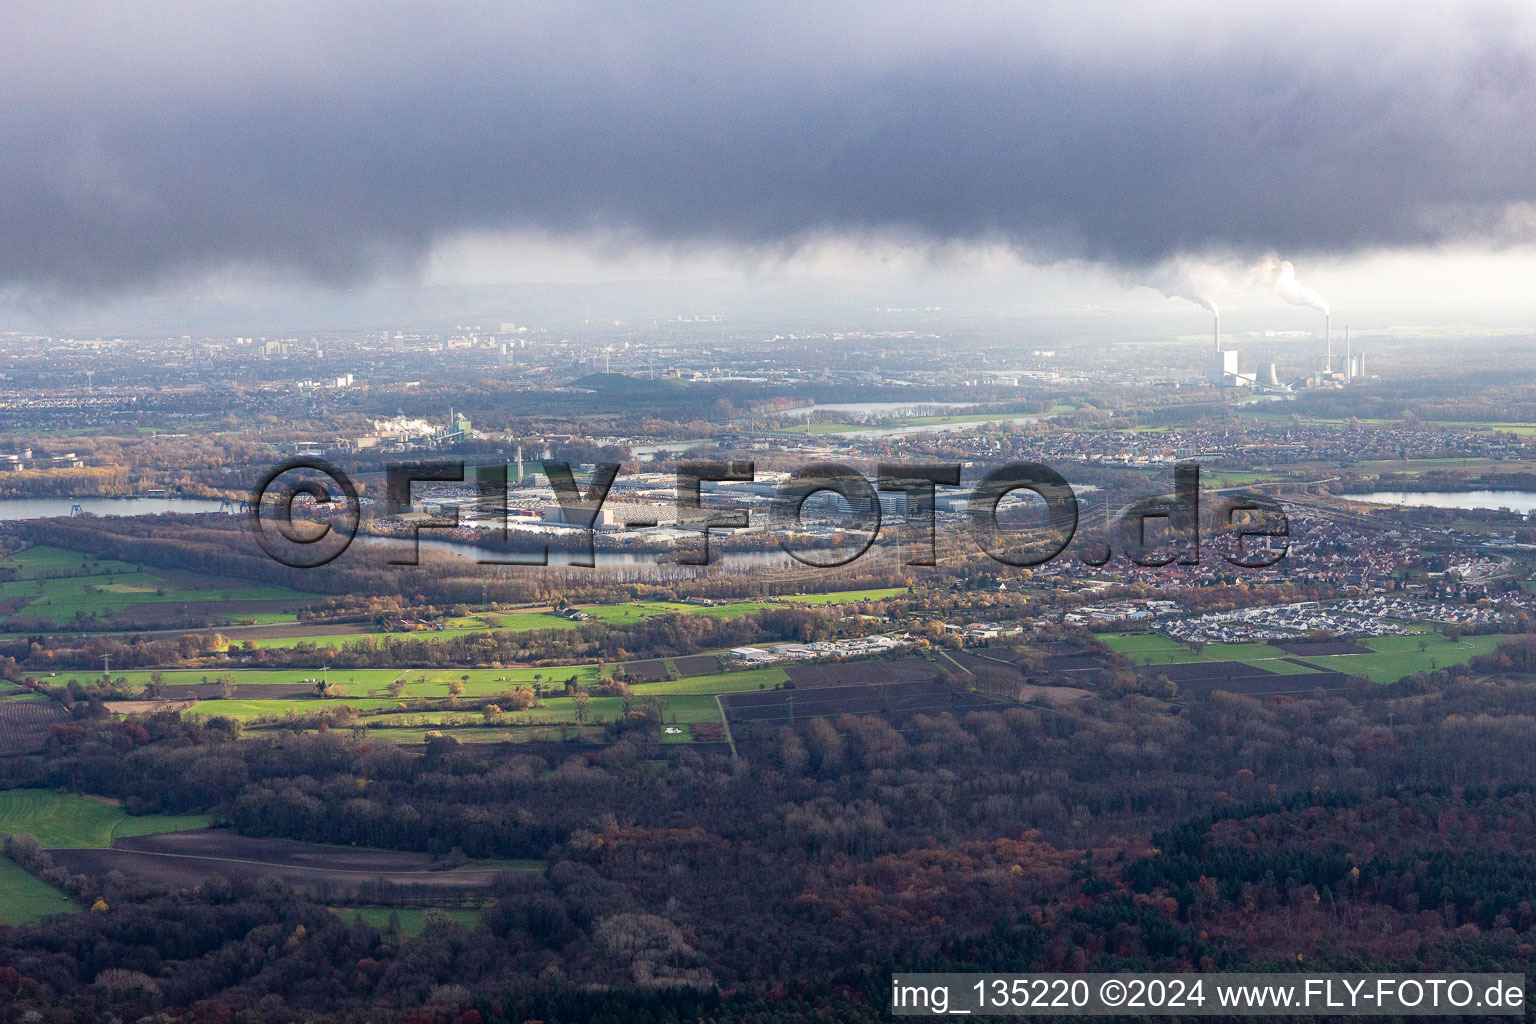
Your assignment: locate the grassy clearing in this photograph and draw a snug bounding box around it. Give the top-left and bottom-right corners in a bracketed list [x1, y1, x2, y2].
[237, 598, 774, 650]
[642, 667, 789, 694]
[244, 617, 506, 650]
[1295, 633, 1510, 683]
[189, 697, 414, 719]
[0, 854, 79, 924]
[330, 906, 481, 935]
[359, 691, 727, 730]
[396, 665, 602, 698]
[0, 548, 308, 626]
[3, 545, 142, 579]
[781, 587, 907, 605]
[157, 665, 783, 723]
[580, 600, 766, 625]
[1101, 633, 1314, 673]
[480, 611, 579, 631]
[0, 790, 211, 848]
[660, 723, 693, 743]
[1106, 629, 1514, 685]
[112, 668, 403, 689]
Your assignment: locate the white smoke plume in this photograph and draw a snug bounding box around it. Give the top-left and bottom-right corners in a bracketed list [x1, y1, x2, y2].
[1254, 255, 1329, 314]
[1140, 257, 1229, 315]
[372, 416, 436, 436]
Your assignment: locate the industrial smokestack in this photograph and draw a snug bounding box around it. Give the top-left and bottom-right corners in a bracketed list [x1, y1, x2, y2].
[1324, 314, 1331, 373]
[1344, 325, 1352, 382]
[1213, 311, 1220, 352]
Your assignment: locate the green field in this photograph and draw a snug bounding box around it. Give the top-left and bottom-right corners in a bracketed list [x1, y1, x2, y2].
[1293, 633, 1510, 683]
[114, 668, 404, 686]
[189, 697, 414, 719]
[1101, 634, 1317, 674]
[0, 546, 310, 626]
[0, 853, 79, 924]
[233, 599, 776, 651]
[1104, 630, 1514, 684]
[579, 600, 767, 625]
[244, 616, 511, 650]
[153, 660, 778, 737]
[480, 611, 580, 631]
[782, 587, 907, 605]
[183, 666, 752, 731]
[641, 666, 788, 694]
[394, 665, 602, 698]
[361, 691, 727, 730]
[0, 790, 211, 848]
[1, 546, 141, 579]
[330, 906, 482, 936]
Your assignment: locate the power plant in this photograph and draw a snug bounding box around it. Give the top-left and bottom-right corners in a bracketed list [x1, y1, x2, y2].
[1209, 310, 1366, 391]
[1212, 310, 1256, 388]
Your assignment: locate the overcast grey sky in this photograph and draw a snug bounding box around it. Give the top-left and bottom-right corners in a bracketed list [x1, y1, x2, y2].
[5, 1, 1536, 321]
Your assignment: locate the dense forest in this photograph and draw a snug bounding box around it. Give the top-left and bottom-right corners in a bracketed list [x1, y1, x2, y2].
[5, 646, 1536, 1020]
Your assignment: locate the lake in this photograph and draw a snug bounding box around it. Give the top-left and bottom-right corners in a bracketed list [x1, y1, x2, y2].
[1350, 490, 1536, 515]
[779, 401, 974, 417]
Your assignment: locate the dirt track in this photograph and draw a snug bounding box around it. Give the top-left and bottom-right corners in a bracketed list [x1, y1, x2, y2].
[50, 831, 511, 893]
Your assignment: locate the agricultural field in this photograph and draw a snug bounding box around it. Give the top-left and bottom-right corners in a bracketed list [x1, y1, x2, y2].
[171, 661, 793, 736]
[0, 545, 313, 627]
[0, 789, 211, 848]
[579, 599, 767, 625]
[634, 667, 788, 694]
[243, 615, 511, 649]
[1104, 630, 1514, 685]
[1100, 634, 1317, 673]
[361, 691, 728, 730]
[226, 597, 781, 651]
[49, 831, 530, 897]
[1291, 632, 1510, 683]
[0, 852, 78, 925]
[113, 668, 404, 690]
[391, 665, 602, 698]
[0, 694, 70, 754]
[480, 610, 580, 631]
[0, 789, 211, 925]
[721, 675, 1008, 728]
[781, 587, 907, 605]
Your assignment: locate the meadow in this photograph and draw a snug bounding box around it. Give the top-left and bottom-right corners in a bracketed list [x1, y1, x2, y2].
[0, 853, 78, 924]
[782, 587, 907, 605]
[0, 789, 212, 924]
[0, 545, 311, 626]
[1101, 634, 1319, 674]
[176, 662, 788, 733]
[0, 789, 212, 848]
[227, 597, 799, 652]
[1292, 633, 1509, 683]
[1103, 630, 1513, 684]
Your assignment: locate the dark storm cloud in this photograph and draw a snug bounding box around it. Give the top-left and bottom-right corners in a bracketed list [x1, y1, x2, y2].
[3, 1, 1536, 295]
